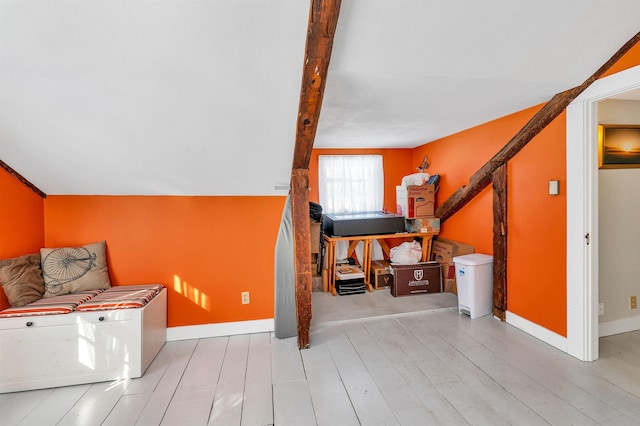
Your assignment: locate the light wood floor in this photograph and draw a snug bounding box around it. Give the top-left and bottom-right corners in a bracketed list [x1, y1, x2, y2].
[2, 291, 640, 425]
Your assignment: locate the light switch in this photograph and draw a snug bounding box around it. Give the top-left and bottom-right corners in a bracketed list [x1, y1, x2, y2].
[548, 180, 560, 196]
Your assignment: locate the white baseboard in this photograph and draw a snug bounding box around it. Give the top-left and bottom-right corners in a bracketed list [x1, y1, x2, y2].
[506, 311, 568, 353]
[166, 318, 274, 341]
[599, 316, 640, 337]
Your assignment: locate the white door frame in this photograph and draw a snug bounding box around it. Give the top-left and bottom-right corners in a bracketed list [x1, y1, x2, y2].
[566, 65, 640, 361]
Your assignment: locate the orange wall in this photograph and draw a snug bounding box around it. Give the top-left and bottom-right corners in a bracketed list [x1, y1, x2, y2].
[3, 41, 639, 338]
[408, 44, 640, 337]
[310, 134, 568, 336]
[43, 196, 285, 328]
[309, 148, 414, 211]
[413, 107, 567, 336]
[0, 168, 45, 309]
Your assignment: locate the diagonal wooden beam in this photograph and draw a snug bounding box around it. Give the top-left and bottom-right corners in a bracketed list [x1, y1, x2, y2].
[290, 0, 341, 349]
[436, 31, 640, 223]
[0, 159, 46, 198]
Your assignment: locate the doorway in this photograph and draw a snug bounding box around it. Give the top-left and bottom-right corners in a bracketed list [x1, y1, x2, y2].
[566, 65, 640, 361]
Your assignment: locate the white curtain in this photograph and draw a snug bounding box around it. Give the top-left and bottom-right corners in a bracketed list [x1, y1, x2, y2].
[318, 155, 384, 214]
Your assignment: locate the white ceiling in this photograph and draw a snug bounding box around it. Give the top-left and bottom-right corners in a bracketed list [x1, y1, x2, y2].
[1, 0, 639, 196]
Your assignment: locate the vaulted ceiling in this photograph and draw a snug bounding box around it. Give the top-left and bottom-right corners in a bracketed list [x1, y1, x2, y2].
[1, 0, 640, 196]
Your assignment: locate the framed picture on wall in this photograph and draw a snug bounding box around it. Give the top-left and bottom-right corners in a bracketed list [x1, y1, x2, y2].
[599, 125, 640, 169]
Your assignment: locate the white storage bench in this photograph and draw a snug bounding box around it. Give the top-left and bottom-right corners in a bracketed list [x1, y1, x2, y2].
[0, 284, 167, 393]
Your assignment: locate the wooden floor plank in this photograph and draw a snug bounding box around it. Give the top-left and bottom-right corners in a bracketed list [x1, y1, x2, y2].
[57, 380, 130, 426]
[450, 328, 600, 425]
[271, 335, 306, 384]
[395, 316, 542, 425]
[124, 340, 180, 396]
[440, 314, 632, 423]
[347, 321, 425, 412]
[426, 315, 612, 424]
[17, 384, 91, 426]
[102, 393, 151, 426]
[241, 333, 273, 426]
[1, 298, 640, 426]
[2, 387, 58, 425]
[130, 339, 198, 425]
[273, 380, 316, 426]
[327, 330, 399, 425]
[208, 334, 250, 425]
[311, 291, 457, 325]
[159, 338, 227, 425]
[300, 330, 360, 426]
[161, 384, 217, 426]
[391, 361, 469, 425]
[179, 337, 228, 388]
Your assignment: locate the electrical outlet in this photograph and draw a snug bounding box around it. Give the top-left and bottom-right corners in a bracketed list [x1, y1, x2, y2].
[242, 291, 250, 305]
[599, 303, 604, 316]
[631, 295, 637, 310]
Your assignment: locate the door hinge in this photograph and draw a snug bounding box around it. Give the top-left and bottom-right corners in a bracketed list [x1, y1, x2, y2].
[585, 233, 590, 245]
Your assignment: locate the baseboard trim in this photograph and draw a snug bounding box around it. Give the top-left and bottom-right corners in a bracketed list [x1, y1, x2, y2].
[506, 311, 568, 353]
[599, 316, 640, 337]
[166, 318, 275, 341]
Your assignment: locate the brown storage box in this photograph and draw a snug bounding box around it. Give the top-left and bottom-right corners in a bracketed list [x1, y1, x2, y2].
[391, 263, 442, 296]
[396, 185, 435, 218]
[431, 237, 474, 294]
[370, 260, 393, 289]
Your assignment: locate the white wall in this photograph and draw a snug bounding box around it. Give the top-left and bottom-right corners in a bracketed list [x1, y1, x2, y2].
[598, 99, 640, 333]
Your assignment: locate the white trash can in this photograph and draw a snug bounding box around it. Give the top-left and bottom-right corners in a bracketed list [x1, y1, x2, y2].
[453, 253, 493, 319]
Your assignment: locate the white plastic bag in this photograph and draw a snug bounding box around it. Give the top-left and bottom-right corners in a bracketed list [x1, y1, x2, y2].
[390, 241, 422, 264]
[401, 172, 430, 187]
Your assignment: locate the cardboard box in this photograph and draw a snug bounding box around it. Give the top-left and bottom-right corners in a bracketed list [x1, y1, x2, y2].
[396, 184, 435, 218]
[431, 237, 474, 294]
[370, 259, 393, 289]
[391, 262, 442, 296]
[405, 217, 440, 233]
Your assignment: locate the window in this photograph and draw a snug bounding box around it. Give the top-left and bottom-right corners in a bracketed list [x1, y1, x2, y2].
[318, 155, 384, 214]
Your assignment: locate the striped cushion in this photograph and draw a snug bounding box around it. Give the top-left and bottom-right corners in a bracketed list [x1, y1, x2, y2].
[74, 284, 164, 311]
[0, 290, 104, 318]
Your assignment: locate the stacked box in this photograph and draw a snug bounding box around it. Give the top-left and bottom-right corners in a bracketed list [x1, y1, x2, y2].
[391, 262, 442, 297]
[396, 184, 435, 218]
[431, 237, 474, 294]
[335, 264, 365, 295]
[370, 260, 393, 289]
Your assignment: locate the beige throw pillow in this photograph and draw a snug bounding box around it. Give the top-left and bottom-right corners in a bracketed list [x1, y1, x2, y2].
[0, 253, 45, 306]
[41, 241, 111, 297]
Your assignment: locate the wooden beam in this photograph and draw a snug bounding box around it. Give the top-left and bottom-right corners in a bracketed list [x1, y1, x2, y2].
[292, 0, 342, 170]
[491, 164, 507, 320]
[291, 168, 313, 349]
[290, 0, 341, 349]
[436, 30, 640, 223]
[0, 159, 46, 198]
